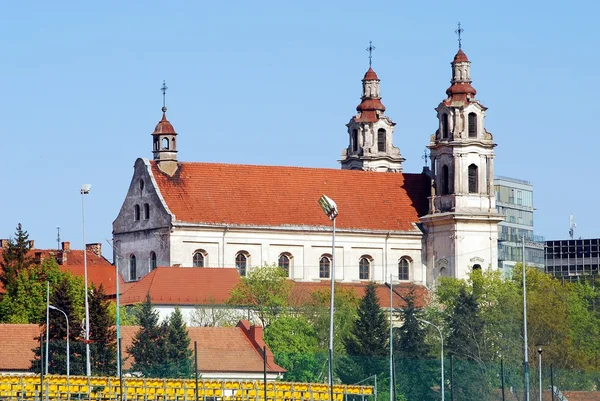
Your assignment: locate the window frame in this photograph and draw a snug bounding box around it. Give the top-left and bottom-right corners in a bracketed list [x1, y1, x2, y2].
[134, 204, 140, 221]
[398, 257, 410, 281]
[377, 128, 386, 152]
[468, 164, 478, 194]
[319, 255, 331, 279]
[359, 256, 371, 280]
[235, 252, 248, 277]
[468, 112, 477, 138]
[150, 251, 157, 270]
[193, 250, 206, 267]
[278, 253, 291, 277]
[144, 203, 150, 220]
[129, 254, 137, 281]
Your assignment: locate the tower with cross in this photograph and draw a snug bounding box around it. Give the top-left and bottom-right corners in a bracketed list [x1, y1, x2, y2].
[340, 42, 405, 172]
[152, 80, 179, 175]
[420, 29, 503, 282]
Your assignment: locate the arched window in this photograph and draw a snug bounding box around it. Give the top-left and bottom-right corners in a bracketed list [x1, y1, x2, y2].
[162, 137, 169, 149]
[129, 254, 137, 281]
[278, 253, 291, 277]
[398, 257, 410, 280]
[441, 114, 449, 139]
[377, 129, 386, 152]
[473, 264, 482, 271]
[468, 164, 478, 193]
[236, 252, 248, 276]
[193, 251, 206, 267]
[139, 179, 145, 190]
[352, 129, 358, 153]
[144, 203, 150, 220]
[319, 255, 331, 279]
[134, 204, 140, 221]
[468, 113, 477, 138]
[441, 165, 450, 195]
[359, 256, 371, 280]
[150, 252, 157, 270]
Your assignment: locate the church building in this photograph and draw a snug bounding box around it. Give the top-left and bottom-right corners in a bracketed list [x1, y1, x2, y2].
[112, 45, 502, 286]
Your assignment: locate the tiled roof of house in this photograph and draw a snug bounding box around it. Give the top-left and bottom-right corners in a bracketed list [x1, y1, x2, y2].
[0, 324, 41, 371]
[120, 323, 284, 373]
[0, 321, 285, 374]
[150, 162, 429, 232]
[120, 267, 241, 306]
[290, 281, 427, 309]
[0, 247, 122, 296]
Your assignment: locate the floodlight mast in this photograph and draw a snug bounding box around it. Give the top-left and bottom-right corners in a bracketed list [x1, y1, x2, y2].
[81, 184, 92, 377]
[318, 194, 338, 400]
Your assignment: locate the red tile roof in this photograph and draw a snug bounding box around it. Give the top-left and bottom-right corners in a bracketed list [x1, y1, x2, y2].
[0, 324, 41, 371]
[453, 48, 469, 63]
[0, 248, 122, 296]
[152, 112, 176, 135]
[151, 163, 429, 232]
[120, 323, 284, 373]
[363, 67, 379, 81]
[120, 267, 241, 306]
[0, 322, 285, 374]
[290, 281, 427, 309]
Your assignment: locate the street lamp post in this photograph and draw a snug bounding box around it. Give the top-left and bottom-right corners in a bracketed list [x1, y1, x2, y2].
[418, 319, 444, 401]
[318, 194, 338, 400]
[81, 184, 92, 377]
[538, 348, 543, 401]
[389, 275, 394, 401]
[523, 234, 530, 401]
[48, 305, 69, 378]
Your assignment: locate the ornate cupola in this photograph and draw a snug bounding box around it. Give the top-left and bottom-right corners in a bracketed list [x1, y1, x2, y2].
[340, 43, 404, 172]
[152, 81, 178, 176]
[420, 29, 502, 283]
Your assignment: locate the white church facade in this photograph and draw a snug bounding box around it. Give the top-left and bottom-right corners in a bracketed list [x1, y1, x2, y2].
[112, 46, 502, 286]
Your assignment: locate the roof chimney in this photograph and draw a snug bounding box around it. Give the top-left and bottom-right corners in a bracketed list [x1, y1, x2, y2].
[28, 240, 35, 249]
[86, 243, 102, 257]
[35, 252, 43, 263]
[62, 241, 70, 251]
[0, 239, 8, 249]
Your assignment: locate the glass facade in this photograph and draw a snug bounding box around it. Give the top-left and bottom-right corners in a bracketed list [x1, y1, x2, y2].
[494, 176, 544, 273]
[545, 239, 600, 280]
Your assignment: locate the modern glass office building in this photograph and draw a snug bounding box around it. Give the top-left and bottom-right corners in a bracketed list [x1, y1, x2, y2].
[494, 176, 544, 275]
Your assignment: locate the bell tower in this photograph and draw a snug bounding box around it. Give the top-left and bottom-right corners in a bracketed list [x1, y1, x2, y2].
[341, 43, 404, 172]
[152, 81, 178, 176]
[420, 41, 503, 282]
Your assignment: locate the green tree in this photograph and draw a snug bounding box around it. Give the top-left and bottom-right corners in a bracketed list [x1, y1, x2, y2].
[30, 276, 85, 375]
[264, 314, 322, 382]
[127, 293, 167, 377]
[393, 287, 437, 401]
[0, 223, 33, 295]
[164, 307, 194, 378]
[0, 258, 68, 323]
[228, 264, 292, 327]
[340, 282, 388, 386]
[89, 284, 117, 376]
[345, 282, 388, 357]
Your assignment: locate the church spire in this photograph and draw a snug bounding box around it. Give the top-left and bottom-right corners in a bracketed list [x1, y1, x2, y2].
[152, 81, 178, 176]
[340, 43, 404, 172]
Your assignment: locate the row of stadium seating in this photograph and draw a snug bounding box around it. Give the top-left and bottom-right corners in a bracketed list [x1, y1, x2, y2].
[0, 375, 373, 401]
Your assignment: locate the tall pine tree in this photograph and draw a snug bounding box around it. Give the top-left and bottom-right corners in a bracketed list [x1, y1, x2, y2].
[89, 284, 117, 376]
[341, 282, 388, 382]
[394, 287, 437, 401]
[127, 293, 167, 377]
[164, 307, 193, 378]
[1, 223, 33, 294]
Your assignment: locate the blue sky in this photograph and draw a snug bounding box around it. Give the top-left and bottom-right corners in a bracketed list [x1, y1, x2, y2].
[2, 0, 599, 253]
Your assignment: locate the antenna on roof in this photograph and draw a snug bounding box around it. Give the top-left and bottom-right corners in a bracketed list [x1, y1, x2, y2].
[366, 41, 376, 67]
[56, 226, 61, 250]
[569, 214, 577, 240]
[161, 80, 168, 112]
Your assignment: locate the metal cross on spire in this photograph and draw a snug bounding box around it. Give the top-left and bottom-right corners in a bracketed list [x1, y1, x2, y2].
[422, 148, 429, 166]
[161, 80, 168, 112]
[455, 22, 464, 49]
[366, 41, 376, 67]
